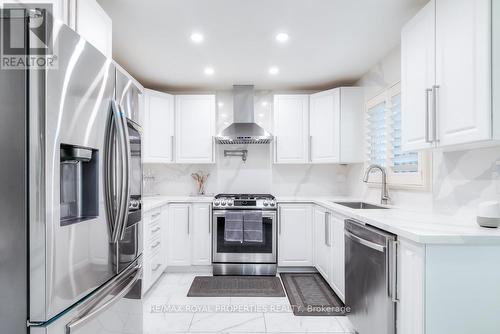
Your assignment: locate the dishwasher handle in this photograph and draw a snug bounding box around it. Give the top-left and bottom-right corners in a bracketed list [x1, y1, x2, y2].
[344, 230, 386, 253]
[389, 240, 399, 302]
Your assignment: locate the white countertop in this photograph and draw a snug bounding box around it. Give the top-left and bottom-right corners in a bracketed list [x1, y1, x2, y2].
[143, 195, 500, 245]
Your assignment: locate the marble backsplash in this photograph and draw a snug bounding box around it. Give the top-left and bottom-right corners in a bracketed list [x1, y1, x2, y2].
[144, 145, 350, 197]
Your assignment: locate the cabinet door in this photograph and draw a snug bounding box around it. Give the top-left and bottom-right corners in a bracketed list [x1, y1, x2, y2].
[278, 204, 313, 266]
[175, 95, 215, 163]
[143, 89, 174, 163]
[313, 207, 331, 281]
[273, 95, 309, 163]
[167, 204, 191, 266]
[401, 0, 436, 151]
[330, 213, 345, 302]
[397, 239, 425, 334]
[74, 0, 112, 58]
[309, 89, 340, 163]
[191, 204, 212, 266]
[436, 0, 491, 147]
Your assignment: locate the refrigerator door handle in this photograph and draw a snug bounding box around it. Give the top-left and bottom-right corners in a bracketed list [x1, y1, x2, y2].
[65, 263, 142, 334]
[117, 107, 131, 241]
[106, 100, 127, 243]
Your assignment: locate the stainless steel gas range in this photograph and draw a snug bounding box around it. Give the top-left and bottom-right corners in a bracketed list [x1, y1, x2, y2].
[212, 194, 277, 276]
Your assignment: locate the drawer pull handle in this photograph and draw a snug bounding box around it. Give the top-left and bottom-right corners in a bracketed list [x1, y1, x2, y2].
[151, 226, 160, 233]
[151, 241, 160, 249]
[152, 264, 161, 272]
[151, 212, 161, 219]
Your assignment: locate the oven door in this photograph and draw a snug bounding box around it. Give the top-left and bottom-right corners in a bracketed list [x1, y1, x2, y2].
[212, 210, 277, 263]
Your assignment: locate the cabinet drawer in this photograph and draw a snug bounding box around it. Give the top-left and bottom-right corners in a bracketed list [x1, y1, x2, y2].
[148, 209, 162, 225]
[148, 251, 165, 286]
[149, 220, 161, 241]
[148, 234, 162, 258]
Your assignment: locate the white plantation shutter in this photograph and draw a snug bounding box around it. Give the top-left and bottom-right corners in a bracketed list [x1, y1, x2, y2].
[389, 93, 419, 173]
[366, 83, 429, 189]
[367, 101, 387, 167]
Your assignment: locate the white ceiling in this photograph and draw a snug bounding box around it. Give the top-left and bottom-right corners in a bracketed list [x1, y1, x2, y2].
[98, 0, 427, 91]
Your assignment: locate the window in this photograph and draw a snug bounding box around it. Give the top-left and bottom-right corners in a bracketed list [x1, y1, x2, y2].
[366, 82, 430, 189]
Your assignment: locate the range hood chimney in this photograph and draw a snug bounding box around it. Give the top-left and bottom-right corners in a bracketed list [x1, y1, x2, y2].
[215, 85, 273, 144]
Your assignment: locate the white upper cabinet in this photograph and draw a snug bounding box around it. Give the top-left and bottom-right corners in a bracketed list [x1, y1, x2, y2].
[175, 95, 216, 163]
[402, 0, 496, 150]
[309, 88, 364, 164]
[435, 0, 491, 147]
[401, 0, 435, 151]
[273, 95, 310, 164]
[3, 0, 112, 57]
[278, 204, 313, 266]
[310, 89, 340, 163]
[143, 89, 174, 163]
[73, 0, 112, 58]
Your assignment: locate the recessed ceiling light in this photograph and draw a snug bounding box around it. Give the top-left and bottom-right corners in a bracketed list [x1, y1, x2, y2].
[259, 113, 265, 118]
[268, 66, 279, 75]
[204, 67, 214, 75]
[275, 33, 289, 43]
[218, 102, 224, 107]
[261, 101, 268, 107]
[220, 113, 227, 118]
[190, 32, 204, 43]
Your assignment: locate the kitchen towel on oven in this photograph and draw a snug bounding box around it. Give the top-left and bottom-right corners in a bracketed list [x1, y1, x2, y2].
[224, 211, 244, 243]
[243, 211, 263, 243]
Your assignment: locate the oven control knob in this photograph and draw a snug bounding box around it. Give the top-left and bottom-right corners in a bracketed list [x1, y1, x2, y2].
[263, 200, 269, 206]
[228, 201, 233, 206]
[221, 200, 227, 206]
[270, 201, 276, 207]
[214, 200, 220, 206]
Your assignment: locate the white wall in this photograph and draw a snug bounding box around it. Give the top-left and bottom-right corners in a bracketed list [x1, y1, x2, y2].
[350, 46, 500, 221]
[144, 89, 350, 197]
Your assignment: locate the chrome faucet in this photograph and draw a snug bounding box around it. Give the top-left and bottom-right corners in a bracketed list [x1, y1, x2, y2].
[363, 164, 390, 205]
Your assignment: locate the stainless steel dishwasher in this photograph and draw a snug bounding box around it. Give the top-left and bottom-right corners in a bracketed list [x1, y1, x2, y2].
[344, 219, 398, 334]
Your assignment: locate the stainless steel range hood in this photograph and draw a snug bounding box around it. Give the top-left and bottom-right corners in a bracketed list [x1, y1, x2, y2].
[215, 85, 273, 144]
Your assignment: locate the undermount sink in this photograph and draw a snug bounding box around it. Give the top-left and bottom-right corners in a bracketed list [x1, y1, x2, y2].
[333, 201, 389, 210]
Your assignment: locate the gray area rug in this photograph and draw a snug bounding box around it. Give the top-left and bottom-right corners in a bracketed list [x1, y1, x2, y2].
[280, 273, 347, 316]
[187, 276, 286, 297]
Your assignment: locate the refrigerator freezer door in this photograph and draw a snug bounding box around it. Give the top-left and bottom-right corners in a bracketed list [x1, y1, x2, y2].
[30, 259, 143, 334]
[29, 22, 117, 322]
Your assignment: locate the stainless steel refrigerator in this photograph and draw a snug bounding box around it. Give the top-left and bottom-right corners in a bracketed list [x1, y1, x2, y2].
[0, 8, 143, 334]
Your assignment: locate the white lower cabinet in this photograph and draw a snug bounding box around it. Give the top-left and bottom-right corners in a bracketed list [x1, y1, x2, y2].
[167, 204, 191, 266]
[277, 204, 313, 266]
[191, 204, 212, 266]
[142, 206, 167, 294]
[330, 212, 346, 302]
[397, 239, 425, 334]
[313, 206, 332, 282]
[167, 203, 212, 267]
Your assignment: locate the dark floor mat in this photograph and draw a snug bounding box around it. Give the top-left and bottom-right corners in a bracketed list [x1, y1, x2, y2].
[280, 273, 347, 316]
[187, 276, 286, 297]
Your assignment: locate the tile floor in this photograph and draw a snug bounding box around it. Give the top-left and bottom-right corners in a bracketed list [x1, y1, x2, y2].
[129, 272, 356, 334]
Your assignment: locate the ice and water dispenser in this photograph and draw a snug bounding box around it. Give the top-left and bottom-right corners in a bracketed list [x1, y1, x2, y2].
[60, 144, 98, 225]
